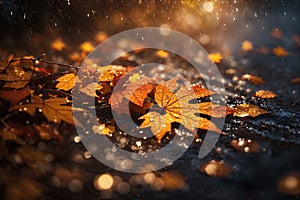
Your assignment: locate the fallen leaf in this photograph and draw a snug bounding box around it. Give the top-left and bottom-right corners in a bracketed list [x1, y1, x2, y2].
[56, 73, 76, 91]
[12, 95, 75, 124]
[208, 53, 223, 63]
[0, 128, 24, 144]
[241, 74, 265, 85]
[139, 79, 223, 142]
[255, 90, 277, 98]
[98, 65, 128, 82]
[233, 104, 268, 117]
[35, 123, 63, 141]
[242, 40, 253, 51]
[0, 85, 33, 104]
[273, 46, 289, 57]
[290, 77, 300, 84]
[0, 66, 31, 89]
[201, 160, 232, 177]
[51, 38, 66, 51]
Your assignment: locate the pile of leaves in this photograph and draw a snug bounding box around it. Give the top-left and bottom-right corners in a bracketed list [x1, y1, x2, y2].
[0, 54, 270, 147]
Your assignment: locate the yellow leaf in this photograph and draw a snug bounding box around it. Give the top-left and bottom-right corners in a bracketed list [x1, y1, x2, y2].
[242, 40, 253, 52]
[273, 46, 289, 57]
[51, 38, 66, 51]
[208, 53, 223, 63]
[255, 90, 277, 98]
[56, 73, 76, 91]
[12, 96, 75, 124]
[233, 104, 268, 117]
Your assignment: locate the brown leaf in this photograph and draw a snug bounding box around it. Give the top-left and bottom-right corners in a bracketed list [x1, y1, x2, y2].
[201, 160, 232, 177]
[241, 74, 265, 85]
[0, 66, 31, 89]
[290, 77, 300, 84]
[51, 38, 66, 51]
[233, 104, 269, 117]
[255, 90, 277, 98]
[0, 85, 33, 104]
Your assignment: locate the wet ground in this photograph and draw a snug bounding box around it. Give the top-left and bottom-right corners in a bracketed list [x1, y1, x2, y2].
[0, 1, 300, 200]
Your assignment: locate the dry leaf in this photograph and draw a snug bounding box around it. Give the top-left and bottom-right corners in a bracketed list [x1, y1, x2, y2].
[0, 85, 33, 104]
[242, 40, 253, 51]
[255, 90, 277, 98]
[12, 95, 75, 124]
[273, 46, 289, 57]
[201, 160, 232, 177]
[0, 66, 31, 89]
[241, 74, 265, 85]
[290, 77, 300, 84]
[208, 53, 223, 63]
[139, 79, 222, 142]
[51, 38, 66, 51]
[98, 65, 128, 82]
[56, 73, 76, 91]
[0, 128, 24, 144]
[233, 104, 268, 117]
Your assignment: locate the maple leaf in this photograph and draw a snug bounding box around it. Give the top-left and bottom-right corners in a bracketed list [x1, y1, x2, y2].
[11, 95, 75, 124]
[0, 66, 31, 89]
[109, 74, 155, 109]
[255, 90, 277, 98]
[208, 53, 223, 63]
[0, 85, 33, 104]
[233, 104, 268, 117]
[0, 128, 24, 144]
[273, 46, 289, 57]
[56, 73, 76, 91]
[139, 79, 224, 142]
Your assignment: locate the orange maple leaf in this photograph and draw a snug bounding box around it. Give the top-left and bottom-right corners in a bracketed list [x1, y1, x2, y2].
[208, 53, 223, 63]
[138, 79, 226, 142]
